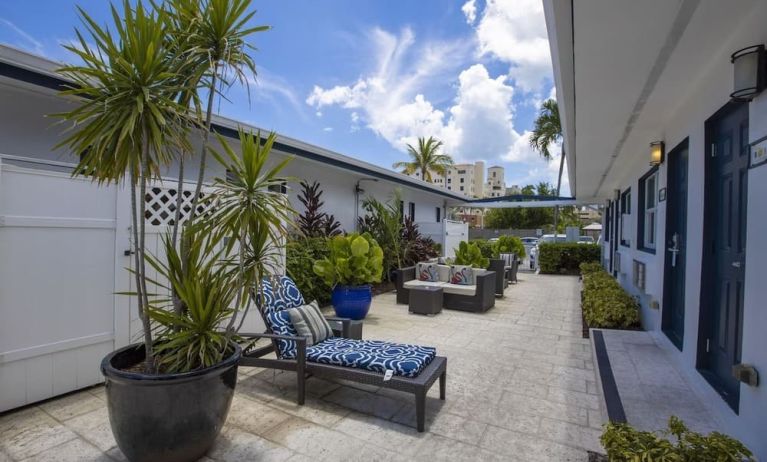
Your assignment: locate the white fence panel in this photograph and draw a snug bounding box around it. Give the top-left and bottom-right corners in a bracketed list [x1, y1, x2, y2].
[0, 161, 117, 411]
[415, 220, 468, 258]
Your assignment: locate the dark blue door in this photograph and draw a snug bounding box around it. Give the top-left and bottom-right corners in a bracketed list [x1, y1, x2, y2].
[700, 102, 749, 410]
[663, 141, 688, 350]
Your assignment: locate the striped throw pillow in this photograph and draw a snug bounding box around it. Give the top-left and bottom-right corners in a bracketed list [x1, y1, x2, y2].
[287, 301, 334, 346]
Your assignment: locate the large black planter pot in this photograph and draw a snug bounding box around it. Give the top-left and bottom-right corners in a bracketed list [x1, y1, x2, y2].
[101, 343, 241, 462]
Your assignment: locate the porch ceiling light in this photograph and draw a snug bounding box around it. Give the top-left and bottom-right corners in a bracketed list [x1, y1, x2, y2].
[650, 141, 665, 166]
[730, 44, 766, 102]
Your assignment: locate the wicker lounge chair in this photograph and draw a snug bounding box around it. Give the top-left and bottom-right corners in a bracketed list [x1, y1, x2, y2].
[238, 276, 447, 432]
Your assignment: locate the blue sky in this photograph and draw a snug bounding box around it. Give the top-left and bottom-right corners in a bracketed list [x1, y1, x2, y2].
[0, 0, 568, 194]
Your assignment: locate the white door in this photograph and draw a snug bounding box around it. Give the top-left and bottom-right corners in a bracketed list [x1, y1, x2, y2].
[0, 159, 119, 411]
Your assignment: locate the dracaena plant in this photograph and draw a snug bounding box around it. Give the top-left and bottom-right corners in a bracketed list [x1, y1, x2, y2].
[54, 0, 195, 371]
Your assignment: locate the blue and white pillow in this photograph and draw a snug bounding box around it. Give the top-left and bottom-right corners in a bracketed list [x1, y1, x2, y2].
[266, 310, 300, 359]
[257, 276, 305, 316]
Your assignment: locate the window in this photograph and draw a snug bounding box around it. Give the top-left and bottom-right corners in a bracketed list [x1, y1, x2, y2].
[447, 178, 452, 183]
[460, 178, 465, 183]
[268, 181, 287, 194]
[604, 202, 611, 242]
[457, 169, 466, 174]
[492, 171, 496, 178]
[408, 202, 415, 221]
[620, 189, 631, 247]
[436, 207, 441, 222]
[460, 186, 464, 191]
[638, 168, 659, 252]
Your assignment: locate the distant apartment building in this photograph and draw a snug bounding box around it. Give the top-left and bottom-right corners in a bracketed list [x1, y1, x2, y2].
[407, 161, 491, 199]
[506, 185, 521, 195]
[486, 166, 506, 198]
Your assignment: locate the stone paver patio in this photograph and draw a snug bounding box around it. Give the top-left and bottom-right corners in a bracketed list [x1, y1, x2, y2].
[0, 273, 603, 462]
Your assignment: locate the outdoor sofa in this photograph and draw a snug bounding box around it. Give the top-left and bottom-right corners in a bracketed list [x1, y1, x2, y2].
[239, 276, 447, 432]
[395, 264, 496, 312]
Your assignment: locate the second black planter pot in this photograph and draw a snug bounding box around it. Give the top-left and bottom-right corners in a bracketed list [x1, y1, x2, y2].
[101, 343, 241, 462]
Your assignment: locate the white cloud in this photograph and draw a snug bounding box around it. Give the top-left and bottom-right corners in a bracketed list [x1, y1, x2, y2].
[305, 27, 535, 165]
[462, 0, 478, 25]
[1, 18, 45, 55]
[323, 127, 333, 132]
[468, 0, 552, 92]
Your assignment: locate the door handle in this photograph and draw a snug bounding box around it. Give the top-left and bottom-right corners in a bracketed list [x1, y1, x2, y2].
[732, 261, 742, 268]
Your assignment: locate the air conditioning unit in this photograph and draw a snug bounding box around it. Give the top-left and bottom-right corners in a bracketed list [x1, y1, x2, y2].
[614, 252, 623, 274]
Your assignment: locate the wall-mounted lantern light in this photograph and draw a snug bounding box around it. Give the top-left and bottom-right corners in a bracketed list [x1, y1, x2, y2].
[650, 141, 665, 166]
[731, 44, 766, 102]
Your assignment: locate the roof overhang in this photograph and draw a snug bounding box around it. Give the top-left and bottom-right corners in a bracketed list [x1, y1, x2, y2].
[0, 44, 469, 205]
[543, 0, 765, 200]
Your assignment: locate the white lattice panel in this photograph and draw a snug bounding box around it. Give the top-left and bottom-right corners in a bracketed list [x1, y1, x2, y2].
[144, 186, 211, 226]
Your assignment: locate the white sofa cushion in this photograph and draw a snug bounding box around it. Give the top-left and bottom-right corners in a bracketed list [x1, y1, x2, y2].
[442, 283, 476, 296]
[403, 280, 446, 290]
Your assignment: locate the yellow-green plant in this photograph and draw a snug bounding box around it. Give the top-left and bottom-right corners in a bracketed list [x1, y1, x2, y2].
[493, 235, 526, 259]
[313, 233, 384, 287]
[601, 416, 754, 461]
[453, 241, 489, 268]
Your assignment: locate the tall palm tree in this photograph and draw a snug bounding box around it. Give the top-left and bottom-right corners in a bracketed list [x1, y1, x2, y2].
[393, 136, 454, 182]
[530, 99, 565, 231]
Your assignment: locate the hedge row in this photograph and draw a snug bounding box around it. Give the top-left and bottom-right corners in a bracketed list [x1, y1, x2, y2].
[538, 243, 601, 274]
[580, 262, 640, 329]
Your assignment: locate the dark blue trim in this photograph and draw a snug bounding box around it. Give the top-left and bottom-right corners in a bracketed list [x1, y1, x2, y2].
[470, 193, 576, 203]
[0, 62, 71, 92]
[593, 330, 627, 423]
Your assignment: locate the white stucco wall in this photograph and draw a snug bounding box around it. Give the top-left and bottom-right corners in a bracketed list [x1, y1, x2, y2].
[598, 3, 767, 455]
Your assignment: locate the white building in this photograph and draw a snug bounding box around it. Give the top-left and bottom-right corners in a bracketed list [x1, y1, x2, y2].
[545, 0, 767, 457]
[486, 165, 506, 198]
[0, 45, 469, 412]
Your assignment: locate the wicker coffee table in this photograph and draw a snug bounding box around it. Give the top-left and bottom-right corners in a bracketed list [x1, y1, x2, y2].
[409, 286, 443, 315]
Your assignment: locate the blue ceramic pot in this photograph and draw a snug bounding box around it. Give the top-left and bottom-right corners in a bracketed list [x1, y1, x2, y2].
[331, 285, 373, 320]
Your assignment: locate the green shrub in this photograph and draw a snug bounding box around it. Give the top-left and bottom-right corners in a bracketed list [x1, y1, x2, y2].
[494, 235, 526, 259]
[470, 239, 496, 260]
[601, 416, 754, 462]
[579, 261, 603, 275]
[313, 232, 384, 286]
[453, 241, 490, 268]
[287, 237, 331, 305]
[581, 266, 640, 329]
[538, 242, 600, 274]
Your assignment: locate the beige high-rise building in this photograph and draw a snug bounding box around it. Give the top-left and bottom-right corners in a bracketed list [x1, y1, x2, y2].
[486, 165, 506, 198]
[407, 161, 487, 199]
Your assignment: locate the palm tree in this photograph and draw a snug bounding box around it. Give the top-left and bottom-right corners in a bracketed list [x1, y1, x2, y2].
[55, 1, 194, 371]
[530, 99, 565, 231]
[393, 136, 454, 182]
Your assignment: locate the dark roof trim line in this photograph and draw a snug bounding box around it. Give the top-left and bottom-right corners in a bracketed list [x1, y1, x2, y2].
[471, 194, 576, 203]
[0, 59, 467, 202]
[208, 123, 467, 201]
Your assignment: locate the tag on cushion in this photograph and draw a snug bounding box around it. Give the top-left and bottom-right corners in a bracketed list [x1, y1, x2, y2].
[287, 300, 334, 346]
[384, 370, 394, 381]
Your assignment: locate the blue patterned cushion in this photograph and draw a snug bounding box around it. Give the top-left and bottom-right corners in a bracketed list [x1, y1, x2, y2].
[258, 276, 305, 316]
[306, 338, 436, 378]
[266, 310, 300, 359]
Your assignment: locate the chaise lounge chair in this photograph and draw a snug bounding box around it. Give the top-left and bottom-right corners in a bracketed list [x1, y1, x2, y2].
[238, 276, 447, 432]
